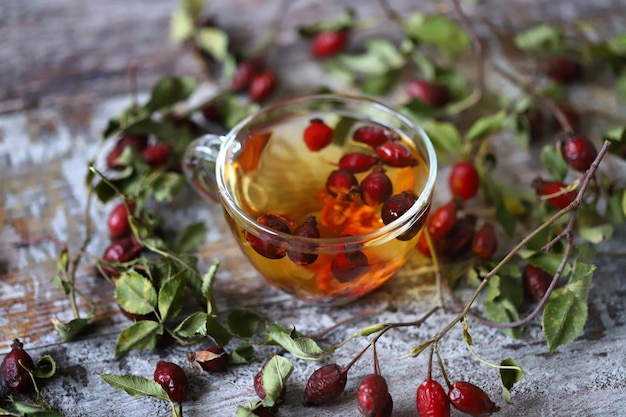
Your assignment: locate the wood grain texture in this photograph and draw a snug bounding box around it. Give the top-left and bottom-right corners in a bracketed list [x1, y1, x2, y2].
[1, 0, 626, 416]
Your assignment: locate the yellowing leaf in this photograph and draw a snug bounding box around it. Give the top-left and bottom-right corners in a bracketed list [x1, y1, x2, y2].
[114, 270, 158, 316]
[115, 321, 163, 358]
[260, 355, 294, 407]
[542, 289, 588, 352]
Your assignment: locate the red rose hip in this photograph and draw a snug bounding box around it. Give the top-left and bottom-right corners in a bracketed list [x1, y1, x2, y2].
[331, 251, 369, 282]
[407, 80, 451, 108]
[338, 152, 377, 173]
[107, 201, 135, 239]
[533, 179, 576, 210]
[545, 57, 583, 84]
[154, 361, 188, 403]
[246, 214, 291, 259]
[232, 60, 259, 92]
[375, 141, 417, 167]
[449, 161, 480, 201]
[311, 30, 348, 58]
[427, 200, 458, 240]
[416, 379, 450, 417]
[326, 169, 360, 201]
[249, 71, 276, 102]
[558, 134, 597, 172]
[472, 224, 498, 260]
[360, 168, 393, 207]
[189, 345, 229, 372]
[522, 264, 552, 302]
[302, 363, 348, 406]
[352, 125, 392, 148]
[1, 339, 35, 393]
[100, 235, 142, 277]
[303, 118, 334, 151]
[141, 142, 170, 167]
[448, 381, 499, 417]
[287, 216, 321, 266]
[357, 373, 389, 417]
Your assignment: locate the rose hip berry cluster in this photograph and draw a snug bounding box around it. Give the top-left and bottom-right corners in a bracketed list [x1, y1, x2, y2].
[106, 134, 170, 170]
[532, 133, 597, 210]
[416, 378, 499, 417]
[245, 120, 422, 283]
[417, 200, 498, 261]
[231, 59, 277, 102]
[100, 200, 142, 278]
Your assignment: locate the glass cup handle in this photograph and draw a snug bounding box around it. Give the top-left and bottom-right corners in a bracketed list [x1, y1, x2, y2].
[182, 134, 225, 203]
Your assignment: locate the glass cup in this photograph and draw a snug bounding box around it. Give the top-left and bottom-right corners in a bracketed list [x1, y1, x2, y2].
[183, 94, 437, 305]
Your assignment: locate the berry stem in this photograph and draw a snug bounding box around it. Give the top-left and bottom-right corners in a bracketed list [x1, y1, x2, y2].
[434, 343, 452, 389]
[491, 62, 574, 133]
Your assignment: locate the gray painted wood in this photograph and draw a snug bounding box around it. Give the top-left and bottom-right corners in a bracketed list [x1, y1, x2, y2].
[1, 1, 625, 416]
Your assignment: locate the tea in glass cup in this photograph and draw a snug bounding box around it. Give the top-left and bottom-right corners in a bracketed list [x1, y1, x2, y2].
[184, 94, 437, 305]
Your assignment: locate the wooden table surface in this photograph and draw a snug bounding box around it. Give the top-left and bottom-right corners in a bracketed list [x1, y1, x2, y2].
[2, 1, 626, 416]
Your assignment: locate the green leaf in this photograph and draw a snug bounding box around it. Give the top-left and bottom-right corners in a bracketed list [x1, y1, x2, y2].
[170, 9, 194, 41]
[51, 317, 91, 342]
[236, 402, 263, 417]
[360, 70, 400, 96]
[33, 354, 57, 379]
[229, 343, 255, 364]
[337, 38, 405, 75]
[607, 191, 626, 224]
[579, 224, 614, 244]
[227, 309, 263, 339]
[12, 402, 63, 416]
[260, 355, 294, 407]
[566, 261, 595, 301]
[485, 275, 501, 302]
[406, 15, 470, 57]
[266, 324, 325, 360]
[540, 145, 568, 181]
[542, 288, 588, 352]
[172, 222, 207, 253]
[151, 172, 186, 202]
[500, 358, 525, 403]
[197, 27, 230, 61]
[514, 24, 563, 51]
[483, 299, 522, 339]
[174, 312, 208, 338]
[206, 316, 233, 347]
[406, 340, 431, 358]
[481, 176, 516, 236]
[115, 321, 163, 358]
[466, 111, 507, 142]
[202, 259, 220, 315]
[114, 270, 158, 315]
[182, 0, 205, 19]
[100, 374, 170, 401]
[526, 252, 571, 277]
[158, 273, 186, 322]
[145, 76, 197, 112]
[423, 120, 462, 153]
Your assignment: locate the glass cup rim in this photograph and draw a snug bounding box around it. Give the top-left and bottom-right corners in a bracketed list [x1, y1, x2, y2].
[215, 93, 438, 252]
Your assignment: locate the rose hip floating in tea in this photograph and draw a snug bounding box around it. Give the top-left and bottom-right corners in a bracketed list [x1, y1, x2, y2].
[338, 152, 378, 173]
[360, 168, 393, 207]
[287, 216, 321, 266]
[352, 125, 392, 148]
[326, 169, 361, 201]
[331, 250, 369, 283]
[246, 214, 291, 259]
[375, 141, 417, 167]
[303, 119, 334, 151]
